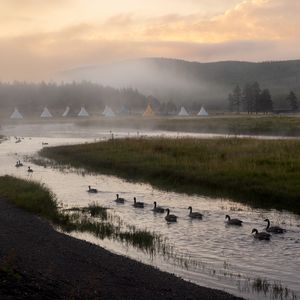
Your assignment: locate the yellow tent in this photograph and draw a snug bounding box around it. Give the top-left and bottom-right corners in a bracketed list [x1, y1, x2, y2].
[143, 103, 155, 117]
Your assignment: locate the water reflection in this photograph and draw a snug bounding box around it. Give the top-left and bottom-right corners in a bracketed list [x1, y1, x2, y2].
[0, 124, 299, 300]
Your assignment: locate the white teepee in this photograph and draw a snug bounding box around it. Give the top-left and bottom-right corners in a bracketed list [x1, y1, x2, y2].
[198, 106, 209, 116]
[40, 107, 53, 118]
[178, 106, 189, 116]
[10, 108, 23, 119]
[62, 106, 70, 117]
[102, 105, 109, 115]
[78, 107, 89, 117]
[104, 107, 116, 117]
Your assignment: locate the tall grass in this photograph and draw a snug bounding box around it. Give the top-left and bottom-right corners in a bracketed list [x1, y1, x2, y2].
[40, 138, 300, 214]
[0, 176, 160, 252]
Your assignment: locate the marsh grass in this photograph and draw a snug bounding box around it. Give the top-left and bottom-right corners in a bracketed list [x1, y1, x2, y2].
[0, 176, 161, 252]
[40, 137, 300, 214]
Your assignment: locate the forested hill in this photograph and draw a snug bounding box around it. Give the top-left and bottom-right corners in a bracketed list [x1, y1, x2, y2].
[62, 58, 300, 109]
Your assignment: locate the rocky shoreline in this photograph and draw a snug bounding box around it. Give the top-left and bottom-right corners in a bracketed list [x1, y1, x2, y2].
[0, 198, 243, 300]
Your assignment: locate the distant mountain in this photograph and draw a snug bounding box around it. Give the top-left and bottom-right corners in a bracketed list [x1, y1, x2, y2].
[61, 58, 300, 109]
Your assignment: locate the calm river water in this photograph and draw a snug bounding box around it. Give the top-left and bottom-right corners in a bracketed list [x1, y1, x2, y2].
[0, 123, 299, 300]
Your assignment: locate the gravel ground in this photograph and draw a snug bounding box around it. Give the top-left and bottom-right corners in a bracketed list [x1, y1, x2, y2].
[0, 198, 243, 300]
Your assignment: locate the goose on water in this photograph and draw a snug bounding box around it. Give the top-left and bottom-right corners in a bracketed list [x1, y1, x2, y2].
[115, 194, 125, 204]
[15, 160, 23, 167]
[133, 197, 144, 208]
[264, 219, 286, 234]
[252, 228, 271, 240]
[188, 206, 203, 219]
[27, 166, 33, 173]
[87, 186, 98, 193]
[152, 201, 165, 213]
[225, 215, 243, 226]
[165, 208, 177, 222]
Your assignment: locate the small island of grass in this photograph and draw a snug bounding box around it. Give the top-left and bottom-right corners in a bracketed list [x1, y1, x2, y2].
[40, 137, 300, 214]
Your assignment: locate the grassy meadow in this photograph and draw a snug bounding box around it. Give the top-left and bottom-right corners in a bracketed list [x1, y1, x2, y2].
[40, 137, 300, 214]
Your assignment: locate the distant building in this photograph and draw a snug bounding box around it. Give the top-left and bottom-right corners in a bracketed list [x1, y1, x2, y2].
[143, 104, 155, 117]
[10, 108, 23, 119]
[198, 106, 209, 116]
[62, 106, 70, 117]
[104, 106, 116, 117]
[40, 107, 53, 118]
[78, 107, 89, 117]
[178, 106, 189, 116]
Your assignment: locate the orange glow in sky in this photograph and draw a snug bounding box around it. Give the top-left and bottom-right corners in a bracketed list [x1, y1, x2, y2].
[0, 0, 299, 80]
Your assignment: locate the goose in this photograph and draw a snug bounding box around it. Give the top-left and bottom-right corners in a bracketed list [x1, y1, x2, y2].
[115, 194, 125, 204]
[264, 219, 286, 234]
[165, 209, 177, 222]
[27, 166, 33, 173]
[87, 186, 98, 193]
[152, 201, 165, 213]
[252, 228, 271, 240]
[188, 206, 203, 219]
[225, 215, 243, 226]
[15, 160, 23, 167]
[133, 197, 144, 208]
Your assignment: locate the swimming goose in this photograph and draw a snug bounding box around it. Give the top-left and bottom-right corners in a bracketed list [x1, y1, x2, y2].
[152, 201, 165, 213]
[115, 194, 125, 204]
[165, 209, 177, 222]
[27, 166, 33, 173]
[252, 228, 271, 240]
[188, 206, 203, 219]
[87, 186, 98, 193]
[15, 160, 23, 167]
[264, 219, 286, 234]
[225, 215, 243, 226]
[133, 197, 144, 208]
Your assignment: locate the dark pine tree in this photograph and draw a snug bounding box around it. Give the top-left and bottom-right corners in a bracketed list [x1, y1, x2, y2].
[287, 91, 298, 111]
[259, 89, 273, 114]
[232, 84, 242, 113]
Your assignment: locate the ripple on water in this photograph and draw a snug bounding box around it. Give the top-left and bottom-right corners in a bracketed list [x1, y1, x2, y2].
[0, 129, 300, 300]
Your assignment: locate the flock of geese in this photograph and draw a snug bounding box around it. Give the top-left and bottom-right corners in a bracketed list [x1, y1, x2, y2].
[87, 186, 286, 241]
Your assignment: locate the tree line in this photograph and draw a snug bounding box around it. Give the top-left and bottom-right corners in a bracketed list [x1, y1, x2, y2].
[228, 82, 298, 113]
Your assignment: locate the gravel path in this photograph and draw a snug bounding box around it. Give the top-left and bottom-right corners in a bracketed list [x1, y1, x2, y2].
[0, 198, 243, 300]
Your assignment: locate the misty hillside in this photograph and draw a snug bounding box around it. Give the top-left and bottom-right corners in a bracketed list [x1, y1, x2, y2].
[61, 58, 300, 109]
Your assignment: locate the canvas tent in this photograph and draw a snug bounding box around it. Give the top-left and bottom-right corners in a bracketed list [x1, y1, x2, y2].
[40, 107, 52, 118]
[10, 108, 23, 119]
[143, 104, 155, 117]
[102, 105, 109, 115]
[62, 106, 70, 117]
[197, 106, 209, 116]
[104, 106, 116, 117]
[178, 106, 189, 116]
[78, 107, 89, 117]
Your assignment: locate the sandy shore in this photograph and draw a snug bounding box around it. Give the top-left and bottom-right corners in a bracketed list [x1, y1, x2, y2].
[0, 198, 243, 300]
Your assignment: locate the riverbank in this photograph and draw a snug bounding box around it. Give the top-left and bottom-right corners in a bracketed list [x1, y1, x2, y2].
[40, 137, 300, 214]
[0, 191, 242, 299]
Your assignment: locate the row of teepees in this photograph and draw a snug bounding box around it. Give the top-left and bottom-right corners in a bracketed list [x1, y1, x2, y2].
[10, 106, 116, 119]
[10, 105, 208, 119]
[143, 104, 208, 117]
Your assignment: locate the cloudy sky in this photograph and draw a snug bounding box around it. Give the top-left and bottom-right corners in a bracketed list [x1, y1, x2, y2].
[0, 0, 299, 80]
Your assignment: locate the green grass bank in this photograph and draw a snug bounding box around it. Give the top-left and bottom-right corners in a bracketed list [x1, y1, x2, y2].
[40, 138, 300, 214]
[0, 176, 160, 251]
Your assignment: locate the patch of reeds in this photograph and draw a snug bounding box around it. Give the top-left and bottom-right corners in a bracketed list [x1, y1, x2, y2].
[0, 176, 161, 252]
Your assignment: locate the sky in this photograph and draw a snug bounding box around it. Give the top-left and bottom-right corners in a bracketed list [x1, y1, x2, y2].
[0, 0, 299, 81]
